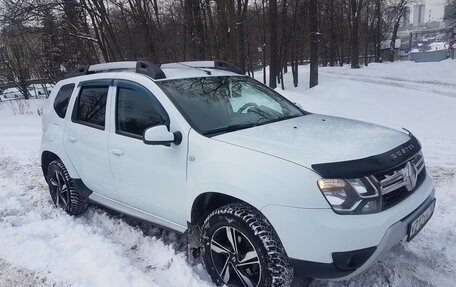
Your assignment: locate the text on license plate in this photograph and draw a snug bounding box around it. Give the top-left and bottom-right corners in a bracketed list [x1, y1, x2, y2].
[408, 199, 436, 241]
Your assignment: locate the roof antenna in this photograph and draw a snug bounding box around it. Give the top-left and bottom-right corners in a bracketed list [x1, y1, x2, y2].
[177, 62, 212, 75]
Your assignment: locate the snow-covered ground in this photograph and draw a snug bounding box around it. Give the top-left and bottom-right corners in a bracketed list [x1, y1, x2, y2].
[1, 59, 455, 286]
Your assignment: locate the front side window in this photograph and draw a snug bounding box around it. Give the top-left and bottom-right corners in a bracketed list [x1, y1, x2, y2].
[74, 86, 109, 128]
[54, 83, 75, 118]
[116, 84, 168, 137]
[156, 76, 304, 135]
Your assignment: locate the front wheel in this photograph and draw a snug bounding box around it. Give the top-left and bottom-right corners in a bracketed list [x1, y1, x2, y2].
[201, 203, 293, 287]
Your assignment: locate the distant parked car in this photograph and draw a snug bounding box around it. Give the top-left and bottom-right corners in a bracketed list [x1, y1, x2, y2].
[2, 88, 23, 99]
[28, 84, 53, 98]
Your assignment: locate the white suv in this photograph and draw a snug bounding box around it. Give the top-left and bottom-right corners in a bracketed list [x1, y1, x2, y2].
[40, 61, 436, 286]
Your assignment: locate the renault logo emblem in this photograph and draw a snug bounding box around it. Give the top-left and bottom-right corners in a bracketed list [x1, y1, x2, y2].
[401, 162, 418, 191]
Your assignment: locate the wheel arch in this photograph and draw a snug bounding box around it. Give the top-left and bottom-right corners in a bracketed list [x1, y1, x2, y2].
[41, 150, 80, 179]
[41, 151, 60, 178]
[191, 192, 251, 227]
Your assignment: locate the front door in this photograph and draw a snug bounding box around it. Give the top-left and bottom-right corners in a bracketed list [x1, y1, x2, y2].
[108, 80, 188, 227]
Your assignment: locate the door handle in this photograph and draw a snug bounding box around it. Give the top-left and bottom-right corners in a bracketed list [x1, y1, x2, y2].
[68, 136, 77, 142]
[111, 148, 124, 156]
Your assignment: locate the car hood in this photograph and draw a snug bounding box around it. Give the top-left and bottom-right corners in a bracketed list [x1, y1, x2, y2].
[213, 114, 411, 169]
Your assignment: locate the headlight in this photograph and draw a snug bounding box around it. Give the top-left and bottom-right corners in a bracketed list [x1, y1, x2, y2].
[317, 177, 380, 214]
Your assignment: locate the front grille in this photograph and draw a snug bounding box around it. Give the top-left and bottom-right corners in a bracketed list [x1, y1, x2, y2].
[369, 153, 426, 210]
[381, 169, 426, 209]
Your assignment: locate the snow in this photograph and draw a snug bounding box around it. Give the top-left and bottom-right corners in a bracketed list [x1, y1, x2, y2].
[1, 59, 456, 286]
[428, 41, 448, 51]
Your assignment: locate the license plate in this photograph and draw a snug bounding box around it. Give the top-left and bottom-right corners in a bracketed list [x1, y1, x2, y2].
[407, 199, 436, 241]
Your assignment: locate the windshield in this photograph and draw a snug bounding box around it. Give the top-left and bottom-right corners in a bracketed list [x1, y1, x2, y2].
[157, 76, 305, 135]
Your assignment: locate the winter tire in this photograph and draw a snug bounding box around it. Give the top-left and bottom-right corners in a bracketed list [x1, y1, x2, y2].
[201, 203, 293, 287]
[46, 160, 88, 215]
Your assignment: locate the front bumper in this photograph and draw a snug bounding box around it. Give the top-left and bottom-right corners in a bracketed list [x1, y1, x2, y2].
[261, 174, 435, 279]
[291, 190, 435, 279]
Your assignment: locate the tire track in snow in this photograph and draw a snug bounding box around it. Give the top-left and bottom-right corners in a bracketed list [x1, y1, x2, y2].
[321, 70, 456, 88]
[321, 71, 456, 99]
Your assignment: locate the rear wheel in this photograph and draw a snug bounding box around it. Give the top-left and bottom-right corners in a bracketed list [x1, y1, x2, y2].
[201, 203, 293, 287]
[46, 160, 88, 215]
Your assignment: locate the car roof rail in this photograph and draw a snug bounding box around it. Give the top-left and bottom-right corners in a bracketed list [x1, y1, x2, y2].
[161, 60, 244, 75]
[66, 61, 166, 80]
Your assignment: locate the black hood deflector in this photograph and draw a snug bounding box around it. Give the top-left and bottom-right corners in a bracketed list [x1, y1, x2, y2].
[311, 135, 421, 178]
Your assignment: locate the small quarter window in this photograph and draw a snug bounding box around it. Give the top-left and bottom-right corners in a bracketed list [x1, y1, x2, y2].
[53, 84, 75, 118]
[116, 86, 168, 137]
[74, 86, 109, 129]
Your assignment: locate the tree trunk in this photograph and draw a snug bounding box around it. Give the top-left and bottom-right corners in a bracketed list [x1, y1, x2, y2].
[309, 0, 318, 88]
[350, 0, 362, 69]
[390, 0, 409, 62]
[269, 0, 279, 88]
[237, 0, 248, 73]
[329, 0, 336, 66]
[364, 2, 369, 66]
[262, 0, 267, 84]
[375, 0, 381, 62]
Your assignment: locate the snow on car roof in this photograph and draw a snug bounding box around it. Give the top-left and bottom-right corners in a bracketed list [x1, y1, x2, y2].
[3, 87, 20, 93]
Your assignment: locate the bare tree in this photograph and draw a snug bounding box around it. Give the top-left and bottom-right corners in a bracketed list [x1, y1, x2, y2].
[268, 0, 278, 88]
[350, 0, 364, 68]
[0, 0, 404, 91]
[309, 0, 318, 88]
[389, 0, 409, 62]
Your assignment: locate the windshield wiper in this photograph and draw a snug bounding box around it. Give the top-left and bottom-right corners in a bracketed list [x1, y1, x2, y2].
[203, 115, 303, 136]
[203, 123, 259, 135]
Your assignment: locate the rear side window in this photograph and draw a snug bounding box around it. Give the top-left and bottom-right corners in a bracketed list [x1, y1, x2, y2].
[53, 84, 75, 118]
[74, 86, 109, 129]
[116, 85, 168, 137]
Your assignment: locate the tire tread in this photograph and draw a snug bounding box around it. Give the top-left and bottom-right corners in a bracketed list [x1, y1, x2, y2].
[48, 160, 88, 215]
[202, 202, 293, 287]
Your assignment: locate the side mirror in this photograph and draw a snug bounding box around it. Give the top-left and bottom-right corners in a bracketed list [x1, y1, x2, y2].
[143, 125, 182, 146]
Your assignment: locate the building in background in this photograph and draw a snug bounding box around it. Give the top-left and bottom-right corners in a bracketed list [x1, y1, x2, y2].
[414, 4, 426, 27]
[400, 6, 411, 28]
[444, 3, 456, 27]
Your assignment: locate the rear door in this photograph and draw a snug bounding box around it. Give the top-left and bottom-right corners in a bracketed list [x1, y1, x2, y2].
[64, 79, 117, 199]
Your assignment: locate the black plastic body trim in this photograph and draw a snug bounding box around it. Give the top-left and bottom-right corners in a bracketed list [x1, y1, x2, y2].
[86, 198, 185, 236]
[332, 246, 377, 271]
[136, 61, 166, 79]
[290, 259, 352, 279]
[291, 246, 376, 279]
[78, 79, 112, 87]
[311, 135, 421, 178]
[73, 178, 93, 198]
[214, 60, 244, 74]
[66, 66, 90, 78]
